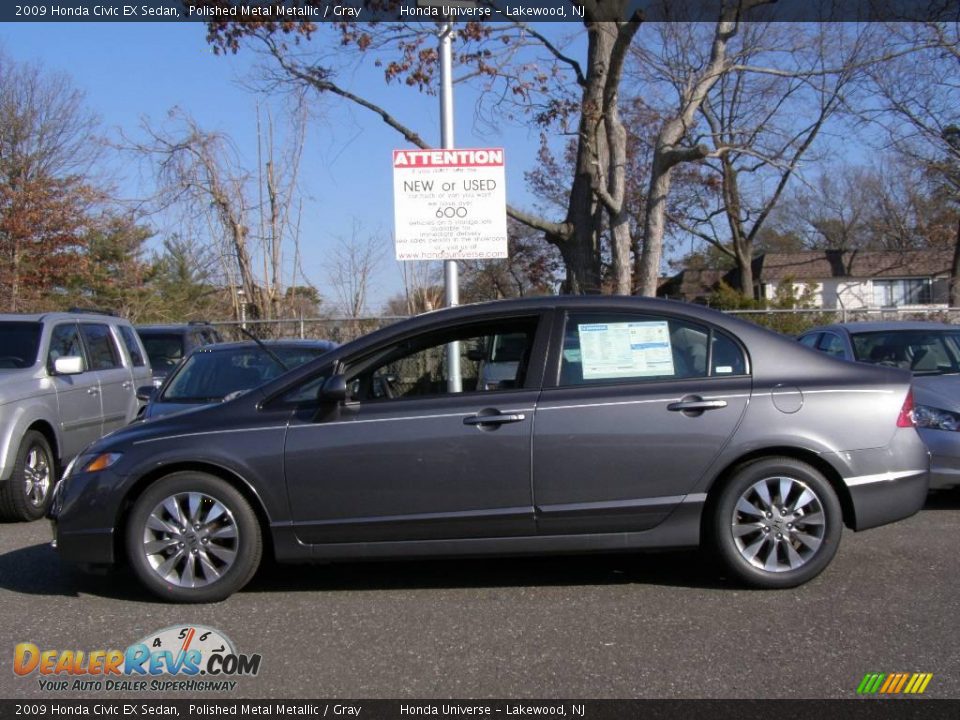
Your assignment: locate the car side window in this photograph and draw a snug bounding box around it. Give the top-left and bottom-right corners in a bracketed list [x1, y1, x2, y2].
[798, 333, 819, 349]
[817, 333, 846, 359]
[559, 313, 745, 387]
[80, 323, 121, 370]
[344, 318, 539, 402]
[118, 325, 146, 367]
[48, 323, 86, 370]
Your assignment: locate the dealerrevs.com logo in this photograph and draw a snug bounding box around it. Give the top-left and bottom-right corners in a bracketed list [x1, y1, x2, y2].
[13, 625, 261, 693]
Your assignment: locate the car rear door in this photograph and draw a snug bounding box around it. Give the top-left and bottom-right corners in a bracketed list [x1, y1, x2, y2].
[282, 312, 551, 544]
[79, 323, 132, 435]
[532, 310, 751, 534]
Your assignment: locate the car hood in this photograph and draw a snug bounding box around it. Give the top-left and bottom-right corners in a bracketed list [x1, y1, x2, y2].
[912, 374, 960, 411]
[0, 368, 43, 406]
[89, 388, 269, 455]
[142, 400, 214, 421]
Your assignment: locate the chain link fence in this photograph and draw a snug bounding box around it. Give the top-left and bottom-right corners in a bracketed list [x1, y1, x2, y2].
[205, 306, 960, 344]
[723, 306, 960, 335]
[209, 316, 410, 344]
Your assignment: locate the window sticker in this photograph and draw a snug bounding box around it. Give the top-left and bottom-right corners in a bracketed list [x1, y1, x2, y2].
[578, 321, 674, 380]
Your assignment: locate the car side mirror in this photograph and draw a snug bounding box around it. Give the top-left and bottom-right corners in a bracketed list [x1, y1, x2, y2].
[136, 386, 157, 403]
[53, 356, 83, 375]
[318, 374, 347, 403]
[466, 348, 485, 362]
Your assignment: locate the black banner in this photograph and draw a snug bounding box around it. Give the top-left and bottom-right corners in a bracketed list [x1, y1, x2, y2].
[2, 0, 958, 23]
[1, 700, 960, 720]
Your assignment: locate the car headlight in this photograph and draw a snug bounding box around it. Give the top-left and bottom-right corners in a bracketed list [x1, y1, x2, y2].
[71, 452, 124, 474]
[914, 404, 960, 431]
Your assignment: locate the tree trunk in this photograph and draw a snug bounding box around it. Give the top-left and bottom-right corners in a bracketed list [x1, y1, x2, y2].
[636, 157, 673, 297]
[951, 218, 960, 307]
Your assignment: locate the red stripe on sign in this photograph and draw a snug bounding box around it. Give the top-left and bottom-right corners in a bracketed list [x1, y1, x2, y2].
[393, 149, 504, 167]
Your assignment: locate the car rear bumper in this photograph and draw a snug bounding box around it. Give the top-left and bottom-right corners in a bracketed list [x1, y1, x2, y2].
[846, 470, 929, 531]
[823, 427, 930, 531]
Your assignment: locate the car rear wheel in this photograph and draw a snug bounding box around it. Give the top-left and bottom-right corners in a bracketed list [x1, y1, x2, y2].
[712, 457, 842, 588]
[126, 472, 262, 603]
[0, 431, 55, 522]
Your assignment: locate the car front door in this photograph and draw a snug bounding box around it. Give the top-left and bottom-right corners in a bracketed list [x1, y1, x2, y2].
[532, 311, 751, 534]
[46, 322, 102, 460]
[282, 313, 550, 544]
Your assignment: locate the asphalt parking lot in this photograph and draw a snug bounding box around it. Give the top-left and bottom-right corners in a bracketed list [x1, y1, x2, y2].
[1, 489, 958, 700]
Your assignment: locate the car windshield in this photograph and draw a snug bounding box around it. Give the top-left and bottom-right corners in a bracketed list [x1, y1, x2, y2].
[160, 346, 330, 402]
[140, 334, 186, 372]
[0, 322, 42, 369]
[851, 330, 960, 375]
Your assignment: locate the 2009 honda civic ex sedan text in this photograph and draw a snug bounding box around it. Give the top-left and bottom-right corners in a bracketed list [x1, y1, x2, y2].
[49, 296, 929, 603]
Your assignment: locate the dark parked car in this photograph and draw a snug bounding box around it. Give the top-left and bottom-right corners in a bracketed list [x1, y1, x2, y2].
[140, 340, 338, 420]
[136, 323, 223, 387]
[51, 297, 928, 602]
[799, 321, 960, 489]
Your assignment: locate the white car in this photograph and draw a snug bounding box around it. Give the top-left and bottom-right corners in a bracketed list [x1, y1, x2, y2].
[0, 310, 152, 520]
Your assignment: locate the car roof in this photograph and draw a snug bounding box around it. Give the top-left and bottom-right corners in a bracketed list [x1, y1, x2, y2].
[803, 321, 957, 335]
[0, 312, 130, 324]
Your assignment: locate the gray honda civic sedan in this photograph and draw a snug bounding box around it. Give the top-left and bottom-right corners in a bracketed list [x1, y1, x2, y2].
[50, 296, 929, 603]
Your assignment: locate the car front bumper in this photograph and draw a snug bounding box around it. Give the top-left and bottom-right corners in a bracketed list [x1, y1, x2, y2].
[48, 468, 123, 566]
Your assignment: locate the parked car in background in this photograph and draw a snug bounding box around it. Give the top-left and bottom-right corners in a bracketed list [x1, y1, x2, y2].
[136, 323, 223, 388]
[0, 310, 151, 521]
[799, 321, 960, 489]
[51, 296, 928, 602]
[139, 339, 338, 420]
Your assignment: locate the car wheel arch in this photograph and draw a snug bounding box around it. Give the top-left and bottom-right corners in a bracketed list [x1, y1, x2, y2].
[115, 461, 273, 566]
[26, 419, 60, 471]
[701, 447, 856, 535]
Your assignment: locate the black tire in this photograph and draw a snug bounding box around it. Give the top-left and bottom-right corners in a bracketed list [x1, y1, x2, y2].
[125, 472, 262, 603]
[0, 431, 56, 522]
[711, 457, 842, 589]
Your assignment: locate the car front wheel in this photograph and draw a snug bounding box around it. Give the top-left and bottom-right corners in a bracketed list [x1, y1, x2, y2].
[126, 472, 262, 603]
[712, 457, 842, 589]
[0, 430, 55, 522]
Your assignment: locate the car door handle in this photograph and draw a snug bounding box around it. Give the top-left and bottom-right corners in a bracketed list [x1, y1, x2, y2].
[122, 381, 132, 389]
[463, 413, 526, 426]
[667, 399, 727, 412]
[86, 387, 100, 396]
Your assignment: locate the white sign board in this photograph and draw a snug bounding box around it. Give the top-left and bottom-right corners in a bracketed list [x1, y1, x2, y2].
[393, 148, 508, 261]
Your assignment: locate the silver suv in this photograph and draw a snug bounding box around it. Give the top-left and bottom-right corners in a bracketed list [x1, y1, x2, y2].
[0, 310, 152, 521]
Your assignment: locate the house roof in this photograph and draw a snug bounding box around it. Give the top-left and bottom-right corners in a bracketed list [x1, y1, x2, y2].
[756, 249, 954, 282]
[658, 268, 727, 299]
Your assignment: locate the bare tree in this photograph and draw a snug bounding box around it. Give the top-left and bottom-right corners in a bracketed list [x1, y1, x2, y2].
[860, 22, 960, 301]
[204, 10, 643, 295]
[668, 23, 871, 296]
[326, 222, 384, 319]
[130, 107, 309, 320]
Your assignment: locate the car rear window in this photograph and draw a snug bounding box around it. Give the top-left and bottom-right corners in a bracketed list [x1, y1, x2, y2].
[852, 330, 960, 374]
[161, 346, 330, 402]
[140, 334, 186, 372]
[0, 322, 42, 369]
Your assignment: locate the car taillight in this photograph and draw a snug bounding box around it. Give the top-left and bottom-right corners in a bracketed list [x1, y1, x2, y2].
[897, 388, 915, 427]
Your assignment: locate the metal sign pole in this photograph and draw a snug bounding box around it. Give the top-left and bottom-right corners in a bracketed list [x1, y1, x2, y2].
[440, 20, 462, 393]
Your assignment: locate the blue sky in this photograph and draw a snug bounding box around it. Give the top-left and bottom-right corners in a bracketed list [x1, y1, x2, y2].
[1, 22, 553, 309]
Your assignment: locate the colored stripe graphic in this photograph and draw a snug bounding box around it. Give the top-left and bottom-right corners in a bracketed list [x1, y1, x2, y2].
[857, 673, 932, 694]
